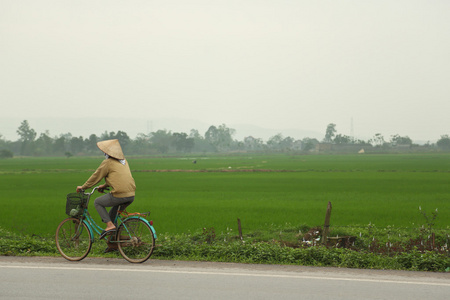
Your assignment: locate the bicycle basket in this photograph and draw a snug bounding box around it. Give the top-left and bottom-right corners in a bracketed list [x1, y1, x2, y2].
[65, 193, 88, 217]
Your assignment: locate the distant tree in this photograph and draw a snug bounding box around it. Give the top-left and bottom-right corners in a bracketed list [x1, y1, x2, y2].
[189, 129, 215, 153]
[16, 120, 37, 155]
[17, 120, 37, 142]
[0, 149, 13, 159]
[281, 136, 294, 150]
[267, 134, 296, 151]
[244, 136, 264, 151]
[35, 131, 53, 156]
[301, 137, 319, 151]
[205, 124, 235, 152]
[149, 129, 173, 153]
[324, 123, 336, 143]
[437, 135, 450, 150]
[370, 133, 385, 147]
[353, 138, 370, 145]
[267, 133, 284, 150]
[205, 125, 218, 148]
[114, 131, 131, 150]
[86, 134, 99, 154]
[390, 134, 412, 146]
[189, 129, 202, 139]
[100, 131, 110, 140]
[172, 132, 194, 152]
[333, 134, 352, 144]
[70, 136, 84, 154]
[130, 133, 152, 155]
[53, 136, 67, 155]
[60, 133, 73, 142]
[0, 135, 12, 154]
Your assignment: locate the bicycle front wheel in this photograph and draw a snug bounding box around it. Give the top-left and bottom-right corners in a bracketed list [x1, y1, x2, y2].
[117, 218, 155, 263]
[55, 217, 92, 261]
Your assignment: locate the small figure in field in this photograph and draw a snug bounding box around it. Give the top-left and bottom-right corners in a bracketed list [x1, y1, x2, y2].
[76, 139, 136, 240]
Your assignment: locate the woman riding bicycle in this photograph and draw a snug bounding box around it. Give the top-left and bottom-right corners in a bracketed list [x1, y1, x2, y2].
[76, 139, 136, 240]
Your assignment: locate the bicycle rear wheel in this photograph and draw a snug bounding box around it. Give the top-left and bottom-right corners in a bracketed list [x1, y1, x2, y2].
[55, 217, 92, 261]
[117, 218, 155, 263]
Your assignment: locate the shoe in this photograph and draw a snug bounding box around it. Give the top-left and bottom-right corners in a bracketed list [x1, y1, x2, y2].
[99, 228, 117, 240]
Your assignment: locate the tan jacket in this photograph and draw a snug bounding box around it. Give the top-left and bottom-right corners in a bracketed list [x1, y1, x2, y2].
[82, 158, 136, 198]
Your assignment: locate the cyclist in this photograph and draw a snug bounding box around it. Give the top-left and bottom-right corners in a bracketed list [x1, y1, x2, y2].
[76, 139, 136, 243]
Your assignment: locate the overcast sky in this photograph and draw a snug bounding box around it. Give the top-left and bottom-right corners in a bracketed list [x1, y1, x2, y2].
[1, 0, 449, 142]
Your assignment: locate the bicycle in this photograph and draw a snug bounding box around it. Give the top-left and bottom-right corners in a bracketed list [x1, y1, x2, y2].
[55, 186, 157, 263]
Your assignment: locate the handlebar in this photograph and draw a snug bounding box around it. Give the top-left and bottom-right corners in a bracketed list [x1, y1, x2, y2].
[79, 186, 110, 196]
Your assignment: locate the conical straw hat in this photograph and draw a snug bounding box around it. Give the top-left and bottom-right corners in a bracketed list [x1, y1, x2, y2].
[97, 139, 125, 160]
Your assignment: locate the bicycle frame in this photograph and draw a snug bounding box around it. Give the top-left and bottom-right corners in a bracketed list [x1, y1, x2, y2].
[76, 187, 157, 242]
[79, 210, 104, 242]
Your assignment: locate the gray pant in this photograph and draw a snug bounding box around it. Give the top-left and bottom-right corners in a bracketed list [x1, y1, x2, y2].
[94, 193, 134, 224]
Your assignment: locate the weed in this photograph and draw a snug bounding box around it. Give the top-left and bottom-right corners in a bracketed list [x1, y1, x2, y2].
[419, 206, 439, 234]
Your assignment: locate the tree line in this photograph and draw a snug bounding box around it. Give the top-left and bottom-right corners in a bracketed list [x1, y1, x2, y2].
[0, 120, 449, 158]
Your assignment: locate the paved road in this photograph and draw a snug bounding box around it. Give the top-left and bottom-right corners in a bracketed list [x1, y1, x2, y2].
[0, 256, 449, 299]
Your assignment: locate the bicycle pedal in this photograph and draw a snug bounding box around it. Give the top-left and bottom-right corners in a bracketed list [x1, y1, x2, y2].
[99, 229, 117, 240]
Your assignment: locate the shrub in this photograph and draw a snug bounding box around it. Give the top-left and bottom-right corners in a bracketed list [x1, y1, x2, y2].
[0, 149, 13, 159]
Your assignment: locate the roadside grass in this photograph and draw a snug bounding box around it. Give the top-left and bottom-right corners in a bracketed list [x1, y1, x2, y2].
[1, 224, 448, 272]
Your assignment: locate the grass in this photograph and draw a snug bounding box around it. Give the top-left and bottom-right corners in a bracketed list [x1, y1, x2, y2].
[1, 224, 448, 272]
[1, 152, 449, 272]
[0, 153, 449, 237]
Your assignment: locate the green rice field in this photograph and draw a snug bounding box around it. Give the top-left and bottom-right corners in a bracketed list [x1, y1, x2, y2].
[0, 153, 449, 237]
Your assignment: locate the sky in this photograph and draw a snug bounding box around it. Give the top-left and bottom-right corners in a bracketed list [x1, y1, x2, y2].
[1, 0, 449, 143]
